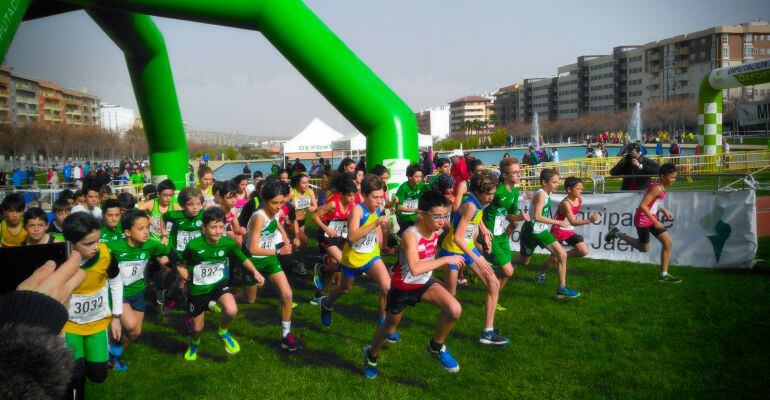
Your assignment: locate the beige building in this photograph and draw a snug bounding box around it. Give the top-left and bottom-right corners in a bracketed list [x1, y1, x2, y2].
[449, 95, 494, 135]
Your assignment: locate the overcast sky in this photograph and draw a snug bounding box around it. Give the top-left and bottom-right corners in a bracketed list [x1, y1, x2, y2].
[5, 0, 769, 136]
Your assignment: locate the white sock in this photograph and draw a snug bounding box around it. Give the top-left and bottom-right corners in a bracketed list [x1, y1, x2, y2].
[282, 321, 291, 337]
[660, 271, 668, 277]
[483, 327, 494, 333]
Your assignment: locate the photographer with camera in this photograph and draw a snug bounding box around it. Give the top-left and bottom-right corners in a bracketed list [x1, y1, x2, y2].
[610, 143, 660, 190]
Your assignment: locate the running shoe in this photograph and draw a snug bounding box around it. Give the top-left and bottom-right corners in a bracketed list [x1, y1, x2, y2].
[362, 345, 378, 379]
[604, 225, 620, 243]
[310, 292, 321, 306]
[536, 273, 546, 285]
[313, 263, 324, 289]
[112, 357, 128, 372]
[108, 341, 123, 358]
[479, 329, 510, 346]
[495, 303, 507, 312]
[659, 273, 682, 284]
[208, 300, 222, 313]
[217, 330, 241, 355]
[292, 302, 299, 309]
[426, 343, 460, 372]
[184, 341, 200, 361]
[281, 332, 300, 352]
[294, 262, 308, 276]
[377, 317, 401, 343]
[458, 278, 468, 286]
[155, 288, 166, 306]
[319, 296, 332, 327]
[556, 286, 581, 299]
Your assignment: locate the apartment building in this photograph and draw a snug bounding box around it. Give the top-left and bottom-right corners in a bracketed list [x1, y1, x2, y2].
[449, 95, 494, 134]
[491, 83, 521, 126]
[557, 63, 579, 119]
[415, 105, 450, 139]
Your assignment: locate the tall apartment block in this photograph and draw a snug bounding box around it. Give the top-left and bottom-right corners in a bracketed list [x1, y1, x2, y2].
[494, 20, 770, 125]
[449, 96, 494, 135]
[415, 105, 450, 139]
[0, 66, 101, 128]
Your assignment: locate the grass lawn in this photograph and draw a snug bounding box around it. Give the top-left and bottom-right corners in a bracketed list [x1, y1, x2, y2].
[87, 236, 770, 399]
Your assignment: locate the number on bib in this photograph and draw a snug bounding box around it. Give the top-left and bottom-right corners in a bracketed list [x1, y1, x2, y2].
[493, 215, 510, 236]
[463, 224, 478, 242]
[119, 260, 147, 286]
[326, 220, 348, 238]
[192, 262, 225, 286]
[295, 197, 311, 210]
[402, 199, 418, 215]
[176, 230, 201, 251]
[68, 286, 109, 324]
[352, 230, 376, 253]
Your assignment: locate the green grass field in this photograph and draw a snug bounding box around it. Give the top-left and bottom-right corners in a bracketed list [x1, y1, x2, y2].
[87, 236, 770, 399]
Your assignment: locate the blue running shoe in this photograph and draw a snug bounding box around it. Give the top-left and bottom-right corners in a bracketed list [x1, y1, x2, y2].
[184, 340, 200, 361]
[112, 357, 128, 372]
[556, 286, 581, 299]
[377, 317, 401, 343]
[426, 343, 460, 372]
[217, 329, 241, 354]
[320, 296, 332, 327]
[313, 263, 324, 289]
[479, 329, 510, 346]
[362, 345, 378, 379]
[109, 341, 123, 357]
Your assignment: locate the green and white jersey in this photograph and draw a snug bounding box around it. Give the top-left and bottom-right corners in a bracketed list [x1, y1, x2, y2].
[107, 238, 171, 297]
[163, 210, 203, 254]
[149, 198, 178, 239]
[247, 209, 278, 259]
[182, 236, 247, 296]
[528, 189, 551, 234]
[395, 181, 428, 222]
[100, 223, 124, 244]
[483, 183, 520, 237]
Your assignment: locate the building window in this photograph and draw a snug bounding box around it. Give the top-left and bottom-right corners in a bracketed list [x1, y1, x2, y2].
[700, 51, 706, 59]
[701, 38, 706, 45]
[722, 34, 728, 44]
[722, 47, 729, 58]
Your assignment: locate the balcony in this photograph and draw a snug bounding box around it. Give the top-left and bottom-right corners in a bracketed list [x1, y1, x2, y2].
[16, 96, 37, 104]
[675, 59, 689, 69]
[676, 47, 689, 56]
[649, 52, 661, 61]
[17, 109, 39, 117]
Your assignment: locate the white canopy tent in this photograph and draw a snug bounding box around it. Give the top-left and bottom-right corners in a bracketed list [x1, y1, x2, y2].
[332, 132, 433, 155]
[283, 118, 344, 154]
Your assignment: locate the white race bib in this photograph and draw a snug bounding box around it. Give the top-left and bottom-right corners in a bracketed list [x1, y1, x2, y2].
[533, 221, 549, 234]
[402, 199, 418, 215]
[119, 260, 147, 286]
[493, 215, 510, 236]
[192, 261, 225, 286]
[650, 200, 661, 215]
[352, 230, 377, 253]
[150, 216, 161, 234]
[68, 286, 109, 324]
[295, 197, 311, 210]
[176, 230, 201, 251]
[463, 224, 478, 243]
[259, 232, 275, 250]
[326, 220, 348, 238]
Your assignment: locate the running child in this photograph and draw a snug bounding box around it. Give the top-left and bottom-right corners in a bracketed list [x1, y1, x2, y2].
[138, 179, 182, 241]
[22, 207, 62, 245]
[311, 173, 357, 304]
[438, 170, 509, 345]
[0, 192, 27, 247]
[289, 172, 316, 237]
[180, 207, 265, 360]
[537, 177, 600, 284]
[159, 188, 205, 313]
[371, 164, 396, 254]
[214, 181, 247, 246]
[319, 175, 398, 342]
[246, 180, 300, 351]
[605, 163, 680, 283]
[196, 165, 215, 206]
[515, 168, 580, 299]
[363, 191, 465, 378]
[62, 212, 123, 400]
[47, 197, 72, 239]
[395, 163, 429, 237]
[481, 159, 529, 307]
[107, 209, 176, 370]
[231, 174, 250, 217]
[100, 199, 124, 244]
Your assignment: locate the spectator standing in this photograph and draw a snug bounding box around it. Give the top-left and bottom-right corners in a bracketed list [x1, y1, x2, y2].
[610, 143, 660, 190]
[242, 162, 251, 175]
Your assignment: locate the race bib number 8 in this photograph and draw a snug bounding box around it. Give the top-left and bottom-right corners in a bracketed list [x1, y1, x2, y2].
[193, 262, 225, 286]
[68, 286, 109, 324]
[119, 260, 147, 286]
[177, 230, 201, 251]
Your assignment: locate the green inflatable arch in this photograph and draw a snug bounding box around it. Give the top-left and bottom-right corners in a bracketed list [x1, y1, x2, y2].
[0, 0, 418, 187]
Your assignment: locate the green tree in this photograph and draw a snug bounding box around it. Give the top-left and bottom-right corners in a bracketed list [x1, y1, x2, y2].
[221, 146, 239, 160]
[463, 135, 479, 149]
[490, 128, 508, 147]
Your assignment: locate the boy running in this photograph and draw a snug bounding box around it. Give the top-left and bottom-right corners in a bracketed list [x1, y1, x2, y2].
[47, 197, 72, 239]
[138, 179, 181, 241]
[438, 171, 509, 345]
[107, 209, 176, 370]
[605, 163, 680, 283]
[100, 199, 124, 244]
[516, 169, 580, 299]
[363, 192, 464, 378]
[0, 192, 27, 246]
[62, 212, 123, 400]
[395, 163, 429, 236]
[180, 207, 265, 361]
[537, 177, 600, 284]
[22, 207, 62, 245]
[247, 180, 300, 351]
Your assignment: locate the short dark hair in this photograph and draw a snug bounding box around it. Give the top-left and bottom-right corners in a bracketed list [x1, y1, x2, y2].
[63, 212, 101, 243]
[539, 168, 560, 184]
[84, 186, 99, 196]
[418, 190, 450, 212]
[216, 180, 239, 198]
[232, 174, 248, 185]
[99, 185, 112, 196]
[1, 192, 25, 212]
[499, 158, 518, 171]
[626, 142, 641, 153]
[260, 180, 285, 201]
[337, 158, 356, 173]
[370, 165, 389, 177]
[157, 179, 176, 193]
[52, 198, 72, 214]
[469, 170, 497, 194]
[178, 187, 203, 206]
[660, 162, 677, 176]
[468, 159, 484, 174]
[564, 177, 583, 190]
[361, 174, 385, 195]
[23, 207, 48, 226]
[142, 184, 157, 198]
[330, 172, 358, 195]
[202, 206, 225, 226]
[57, 189, 74, 202]
[406, 163, 422, 177]
[120, 208, 149, 231]
[253, 171, 263, 179]
[101, 198, 121, 215]
[73, 190, 85, 199]
[435, 158, 450, 168]
[290, 173, 307, 188]
[197, 165, 213, 178]
[117, 192, 137, 210]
